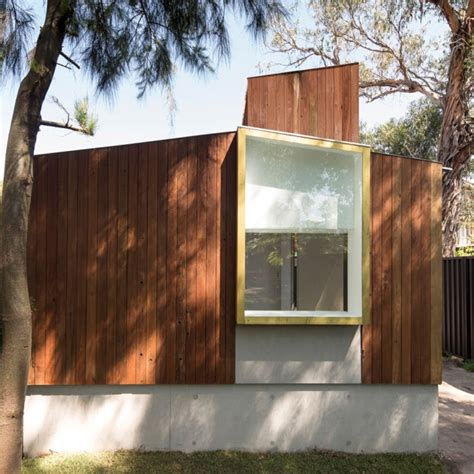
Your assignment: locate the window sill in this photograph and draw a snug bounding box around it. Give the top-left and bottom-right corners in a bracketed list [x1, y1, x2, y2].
[239, 312, 363, 325]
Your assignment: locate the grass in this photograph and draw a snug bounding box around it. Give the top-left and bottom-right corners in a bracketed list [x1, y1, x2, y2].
[463, 359, 474, 372]
[22, 450, 446, 473]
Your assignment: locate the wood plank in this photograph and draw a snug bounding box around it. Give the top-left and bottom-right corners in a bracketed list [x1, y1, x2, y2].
[176, 139, 188, 384]
[371, 153, 383, 382]
[349, 65, 359, 142]
[186, 138, 198, 383]
[136, 143, 148, 384]
[195, 137, 208, 384]
[45, 153, 58, 384]
[166, 139, 178, 383]
[218, 135, 228, 383]
[430, 164, 443, 383]
[400, 158, 412, 384]
[126, 144, 139, 384]
[65, 152, 78, 384]
[75, 151, 88, 384]
[85, 149, 99, 384]
[381, 156, 393, 383]
[411, 159, 423, 383]
[325, 68, 335, 138]
[296, 73, 308, 136]
[156, 141, 168, 383]
[146, 141, 158, 384]
[420, 163, 432, 384]
[95, 148, 108, 384]
[333, 68, 343, 140]
[206, 136, 218, 383]
[316, 69, 327, 138]
[288, 74, 298, 134]
[391, 157, 402, 383]
[116, 145, 129, 383]
[55, 152, 69, 382]
[106, 147, 118, 384]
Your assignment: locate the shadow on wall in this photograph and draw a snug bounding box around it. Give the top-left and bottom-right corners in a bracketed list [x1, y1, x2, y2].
[25, 384, 438, 456]
[27, 133, 237, 386]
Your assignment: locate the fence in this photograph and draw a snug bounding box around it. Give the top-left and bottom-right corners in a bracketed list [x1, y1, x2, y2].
[443, 257, 474, 359]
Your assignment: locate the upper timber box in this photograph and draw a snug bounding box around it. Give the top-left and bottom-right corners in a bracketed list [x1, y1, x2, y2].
[243, 63, 359, 143]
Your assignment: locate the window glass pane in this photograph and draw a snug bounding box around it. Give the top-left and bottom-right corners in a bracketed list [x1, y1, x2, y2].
[244, 134, 363, 315]
[245, 232, 347, 312]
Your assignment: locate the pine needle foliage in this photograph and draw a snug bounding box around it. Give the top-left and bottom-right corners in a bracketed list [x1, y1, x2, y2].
[1, 1, 286, 97]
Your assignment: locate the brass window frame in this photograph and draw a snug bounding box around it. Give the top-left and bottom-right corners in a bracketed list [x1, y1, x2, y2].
[236, 126, 371, 325]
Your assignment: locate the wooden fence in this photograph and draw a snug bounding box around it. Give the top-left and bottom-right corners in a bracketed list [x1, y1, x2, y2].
[443, 257, 474, 359]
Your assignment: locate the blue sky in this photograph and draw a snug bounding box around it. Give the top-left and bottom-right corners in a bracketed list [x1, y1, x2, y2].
[1, 8, 421, 178]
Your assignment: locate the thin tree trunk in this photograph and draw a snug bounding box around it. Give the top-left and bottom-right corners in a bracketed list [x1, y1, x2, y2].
[438, 13, 473, 257]
[0, 2, 72, 472]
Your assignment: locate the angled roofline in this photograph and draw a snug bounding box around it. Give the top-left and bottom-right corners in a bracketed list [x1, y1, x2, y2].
[246, 62, 359, 80]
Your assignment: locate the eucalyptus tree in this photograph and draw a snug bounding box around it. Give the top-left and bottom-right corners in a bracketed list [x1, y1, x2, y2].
[0, 1, 285, 471]
[361, 99, 443, 161]
[265, 0, 473, 256]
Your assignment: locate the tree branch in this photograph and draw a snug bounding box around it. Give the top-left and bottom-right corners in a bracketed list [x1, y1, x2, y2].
[360, 78, 443, 105]
[39, 119, 91, 135]
[427, 0, 461, 32]
[59, 50, 80, 69]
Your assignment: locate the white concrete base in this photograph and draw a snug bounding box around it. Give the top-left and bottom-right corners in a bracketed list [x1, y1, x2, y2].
[24, 384, 437, 456]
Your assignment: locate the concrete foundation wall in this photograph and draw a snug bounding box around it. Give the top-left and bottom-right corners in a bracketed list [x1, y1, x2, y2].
[236, 326, 361, 384]
[25, 384, 437, 456]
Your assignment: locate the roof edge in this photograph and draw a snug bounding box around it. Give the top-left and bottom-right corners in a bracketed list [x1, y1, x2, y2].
[247, 62, 359, 80]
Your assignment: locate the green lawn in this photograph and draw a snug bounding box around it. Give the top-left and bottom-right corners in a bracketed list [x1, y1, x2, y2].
[22, 450, 446, 473]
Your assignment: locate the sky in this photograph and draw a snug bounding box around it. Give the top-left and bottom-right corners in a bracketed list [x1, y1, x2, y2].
[1, 7, 424, 178]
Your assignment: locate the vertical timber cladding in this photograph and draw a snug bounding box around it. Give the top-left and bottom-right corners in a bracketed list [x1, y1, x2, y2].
[362, 153, 442, 384]
[27, 132, 237, 385]
[243, 63, 359, 142]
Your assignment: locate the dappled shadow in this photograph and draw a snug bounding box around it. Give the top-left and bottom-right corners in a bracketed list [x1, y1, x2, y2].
[27, 132, 237, 387]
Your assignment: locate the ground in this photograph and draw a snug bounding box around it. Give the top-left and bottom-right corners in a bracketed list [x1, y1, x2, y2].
[439, 360, 474, 474]
[22, 451, 444, 473]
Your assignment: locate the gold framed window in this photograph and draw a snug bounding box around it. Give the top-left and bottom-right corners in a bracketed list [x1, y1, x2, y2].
[236, 127, 371, 325]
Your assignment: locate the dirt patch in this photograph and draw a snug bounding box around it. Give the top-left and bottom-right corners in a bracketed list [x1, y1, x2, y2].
[439, 362, 474, 474]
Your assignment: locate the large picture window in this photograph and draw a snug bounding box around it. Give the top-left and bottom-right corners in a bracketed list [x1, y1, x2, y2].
[237, 127, 370, 324]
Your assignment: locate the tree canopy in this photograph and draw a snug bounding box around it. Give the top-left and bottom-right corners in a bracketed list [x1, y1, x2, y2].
[2, 0, 286, 96]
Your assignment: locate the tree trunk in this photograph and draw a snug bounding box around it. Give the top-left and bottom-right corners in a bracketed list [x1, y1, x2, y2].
[438, 12, 473, 257]
[0, 2, 72, 471]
